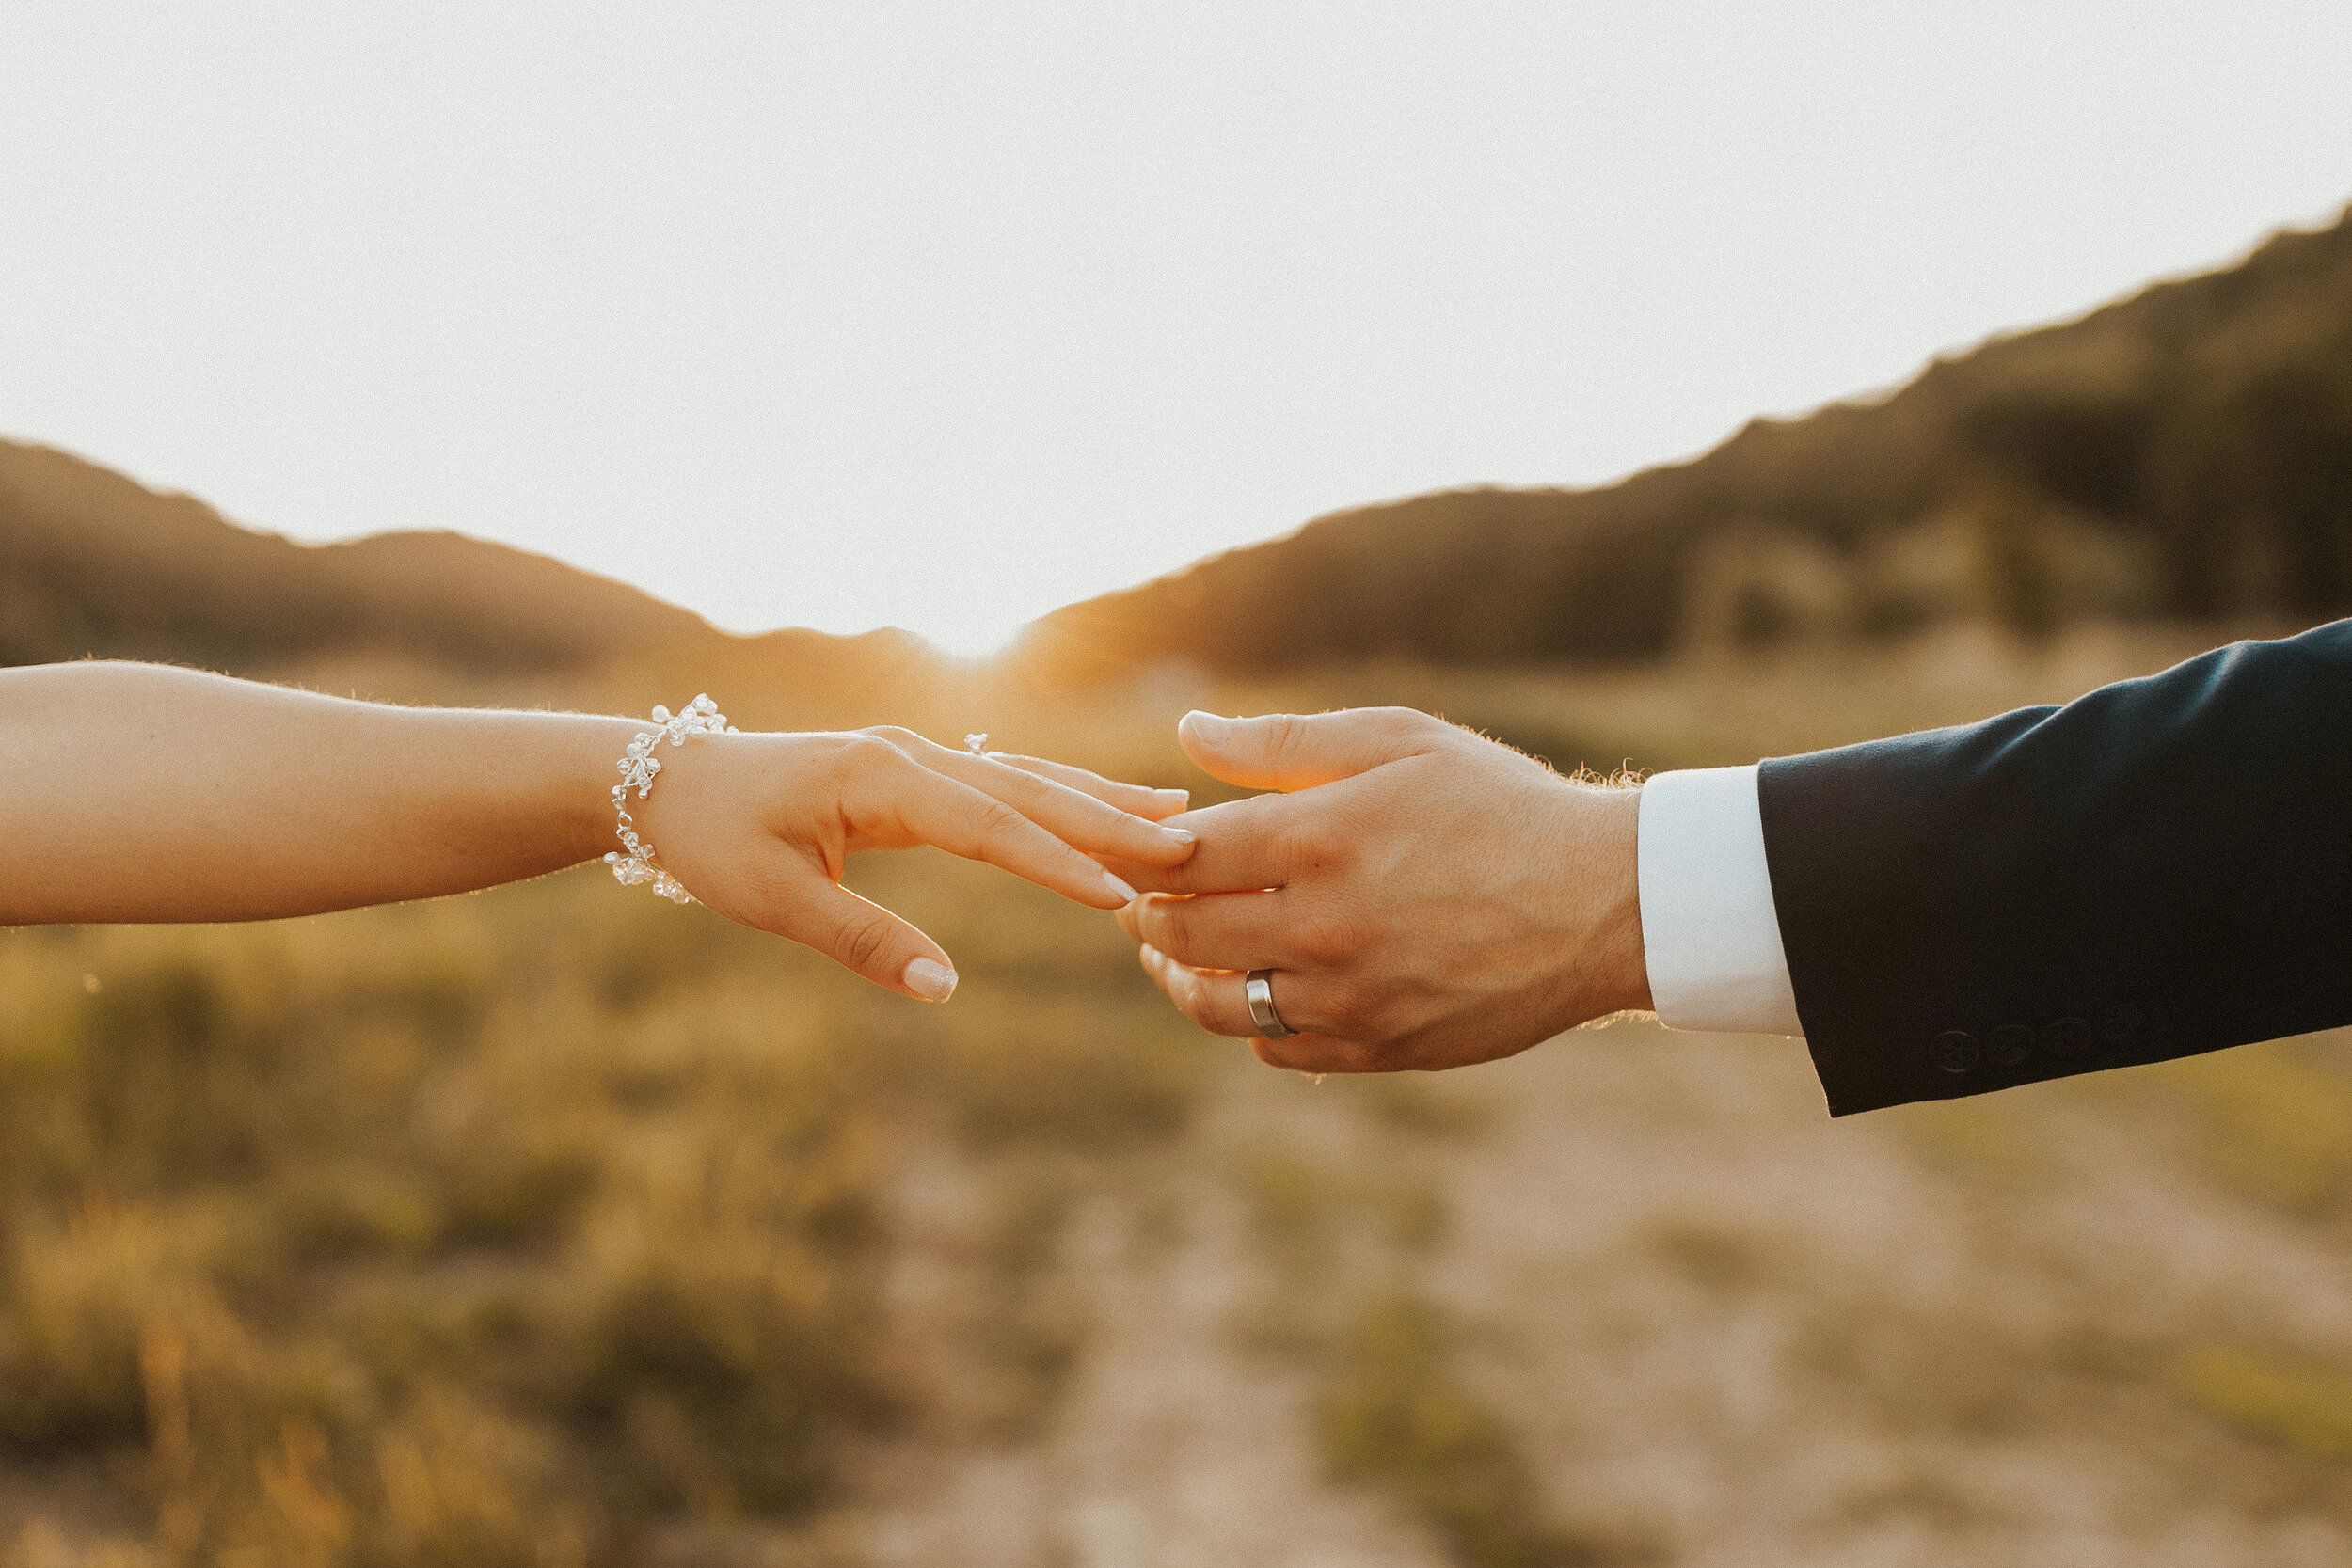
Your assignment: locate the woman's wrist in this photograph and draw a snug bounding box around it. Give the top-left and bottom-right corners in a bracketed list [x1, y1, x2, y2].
[411, 708, 649, 882]
[564, 714, 660, 868]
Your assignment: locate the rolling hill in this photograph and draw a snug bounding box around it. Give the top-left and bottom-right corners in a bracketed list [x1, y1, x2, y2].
[1024, 204, 2352, 675]
[7, 202, 2347, 686]
[0, 439, 717, 674]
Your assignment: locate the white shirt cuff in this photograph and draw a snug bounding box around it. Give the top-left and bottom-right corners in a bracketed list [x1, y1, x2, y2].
[1636, 765, 1804, 1037]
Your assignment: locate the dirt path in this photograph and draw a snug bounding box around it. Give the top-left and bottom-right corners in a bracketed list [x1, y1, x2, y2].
[857, 1106, 1446, 1568]
[846, 1020, 2352, 1568]
[1424, 1023, 2352, 1567]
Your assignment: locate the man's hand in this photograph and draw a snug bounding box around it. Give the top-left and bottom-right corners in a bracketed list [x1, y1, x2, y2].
[1103, 707, 1651, 1072]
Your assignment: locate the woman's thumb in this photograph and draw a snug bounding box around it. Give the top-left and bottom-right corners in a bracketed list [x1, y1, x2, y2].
[794, 881, 959, 1001]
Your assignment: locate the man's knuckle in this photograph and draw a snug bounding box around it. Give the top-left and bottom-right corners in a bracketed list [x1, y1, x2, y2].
[1263, 713, 1311, 760]
[1177, 990, 1223, 1034]
[1336, 988, 1410, 1045]
[1361, 1003, 1409, 1048]
[1294, 912, 1363, 965]
[1144, 899, 1192, 957]
[1371, 706, 1453, 748]
[1317, 989, 1375, 1038]
[1274, 816, 1343, 870]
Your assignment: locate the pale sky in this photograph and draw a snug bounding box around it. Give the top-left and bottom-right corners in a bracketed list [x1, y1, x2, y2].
[4, 5, 2349, 656]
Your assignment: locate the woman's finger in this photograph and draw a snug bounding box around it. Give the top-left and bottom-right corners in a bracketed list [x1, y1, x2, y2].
[988, 752, 1192, 821]
[861, 752, 1140, 911]
[769, 870, 962, 1002]
[867, 730, 1198, 867]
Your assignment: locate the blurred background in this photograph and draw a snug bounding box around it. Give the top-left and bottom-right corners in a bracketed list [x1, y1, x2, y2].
[6, 5, 2352, 1565]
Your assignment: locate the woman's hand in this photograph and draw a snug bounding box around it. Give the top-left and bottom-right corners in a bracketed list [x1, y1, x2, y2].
[1, 664, 1192, 991]
[632, 726, 1197, 1001]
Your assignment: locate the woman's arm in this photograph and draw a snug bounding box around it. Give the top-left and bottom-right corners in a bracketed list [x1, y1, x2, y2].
[3, 662, 1195, 999]
[8, 662, 654, 923]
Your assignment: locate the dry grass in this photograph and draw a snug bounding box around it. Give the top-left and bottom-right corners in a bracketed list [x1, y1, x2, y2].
[1316, 1291, 1638, 1568]
[2169, 1345, 2352, 1460]
[0, 854, 1212, 1565]
[9, 629, 2352, 1564]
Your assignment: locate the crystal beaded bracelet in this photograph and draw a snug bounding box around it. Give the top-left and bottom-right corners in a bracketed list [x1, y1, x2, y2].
[605, 694, 737, 903]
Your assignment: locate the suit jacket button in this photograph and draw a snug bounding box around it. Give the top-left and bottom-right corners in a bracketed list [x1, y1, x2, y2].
[1988, 1024, 2034, 1065]
[2042, 1017, 2091, 1055]
[1932, 1030, 1979, 1073]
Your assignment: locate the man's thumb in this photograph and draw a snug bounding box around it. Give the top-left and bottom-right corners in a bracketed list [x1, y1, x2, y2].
[1177, 707, 1446, 792]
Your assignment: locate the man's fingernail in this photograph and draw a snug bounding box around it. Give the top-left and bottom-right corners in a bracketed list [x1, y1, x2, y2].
[1160, 825, 1196, 844]
[903, 957, 959, 1003]
[1155, 786, 1191, 801]
[1104, 871, 1139, 904]
[1183, 712, 1232, 746]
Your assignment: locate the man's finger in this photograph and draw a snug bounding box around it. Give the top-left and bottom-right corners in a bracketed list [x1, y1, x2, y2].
[868, 756, 1138, 910]
[1100, 791, 1328, 895]
[988, 752, 1191, 821]
[1250, 1034, 1383, 1074]
[1137, 945, 1349, 1045]
[1123, 889, 1309, 973]
[1137, 945, 1254, 1037]
[775, 876, 961, 1002]
[1177, 707, 1451, 792]
[1137, 948, 1375, 1071]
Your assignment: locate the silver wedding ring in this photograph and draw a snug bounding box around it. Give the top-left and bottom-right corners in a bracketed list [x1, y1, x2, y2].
[1245, 971, 1296, 1040]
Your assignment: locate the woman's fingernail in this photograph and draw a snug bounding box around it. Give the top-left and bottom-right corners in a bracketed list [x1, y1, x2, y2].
[1155, 786, 1191, 802]
[903, 957, 959, 1003]
[1160, 825, 1196, 844]
[1182, 712, 1232, 746]
[1104, 871, 1139, 904]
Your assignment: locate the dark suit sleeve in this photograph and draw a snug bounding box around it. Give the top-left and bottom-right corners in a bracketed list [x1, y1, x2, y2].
[1758, 619, 2352, 1116]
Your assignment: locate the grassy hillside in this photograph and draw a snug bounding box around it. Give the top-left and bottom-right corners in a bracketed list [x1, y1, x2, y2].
[10, 205, 2347, 696]
[1025, 205, 2352, 675]
[0, 440, 716, 675]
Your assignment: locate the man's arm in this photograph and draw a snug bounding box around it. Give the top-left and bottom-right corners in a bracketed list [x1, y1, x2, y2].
[1103, 617, 2352, 1113]
[1764, 619, 2352, 1114]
